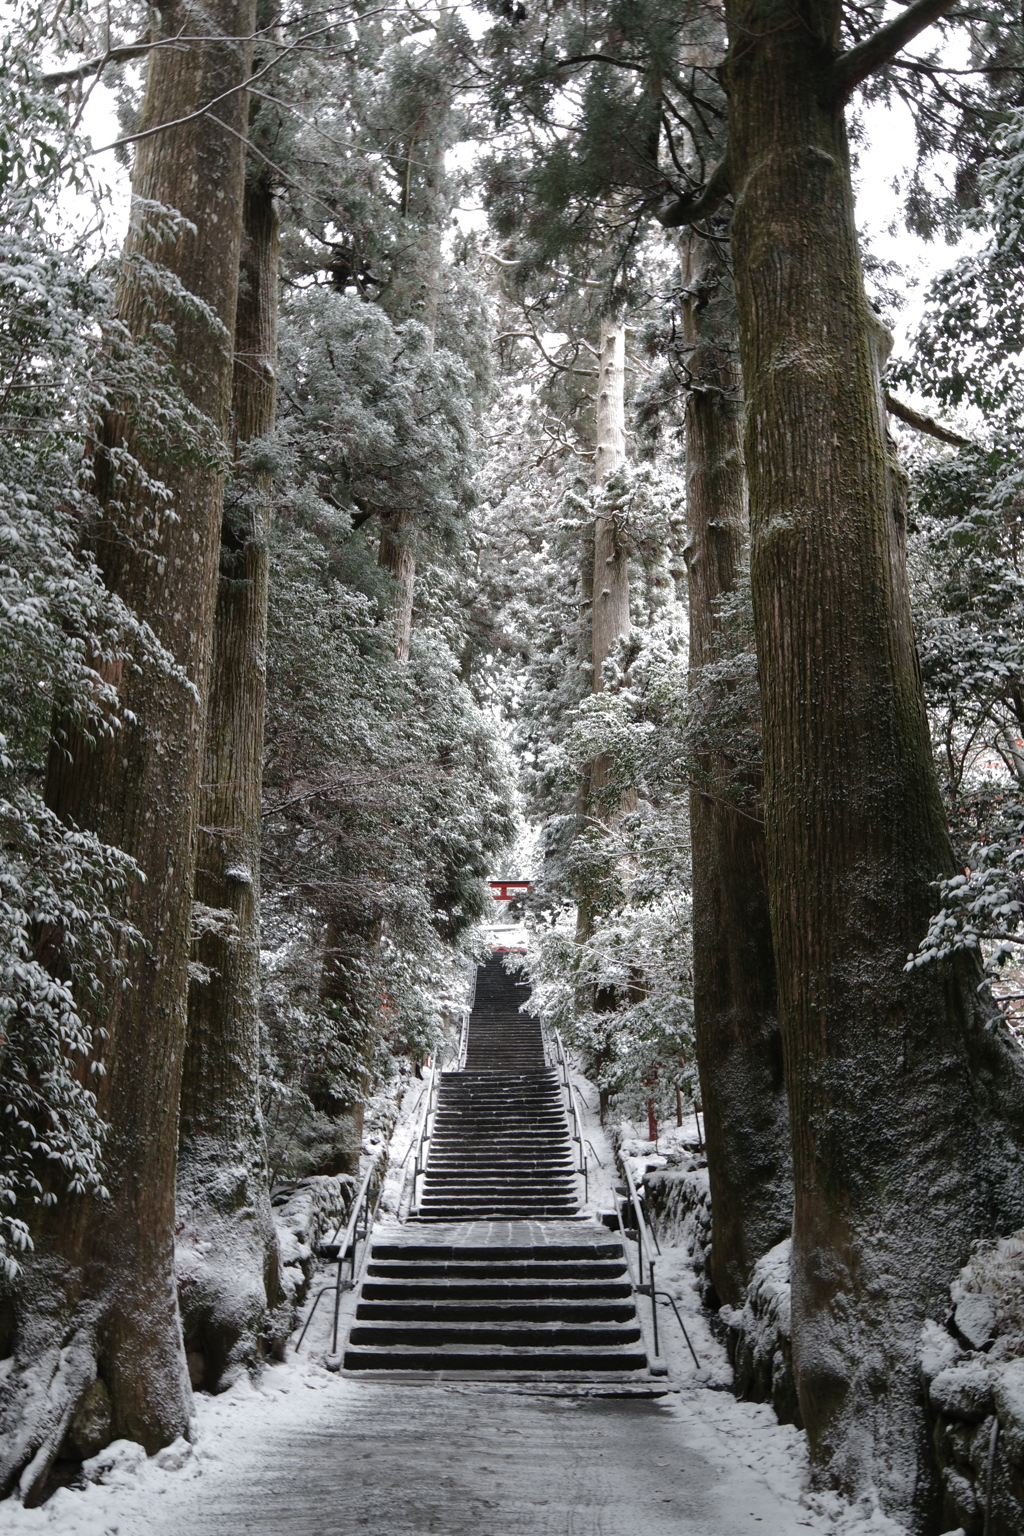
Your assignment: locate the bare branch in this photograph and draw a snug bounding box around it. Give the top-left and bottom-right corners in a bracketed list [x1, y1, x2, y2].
[44, 37, 153, 86]
[884, 392, 973, 448]
[832, 0, 960, 101]
[552, 52, 647, 74]
[656, 158, 732, 229]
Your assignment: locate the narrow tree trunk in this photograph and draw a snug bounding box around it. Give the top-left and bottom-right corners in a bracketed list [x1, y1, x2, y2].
[591, 318, 629, 697]
[682, 231, 791, 1312]
[722, 7, 1024, 1521]
[0, 1, 253, 1497]
[314, 915, 382, 1175]
[576, 322, 630, 958]
[175, 176, 282, 1394]
[375, 135, 447, 663]
[378, 509, 416, 663]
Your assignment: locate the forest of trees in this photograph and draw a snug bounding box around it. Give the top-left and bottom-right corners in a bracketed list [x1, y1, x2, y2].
[1, 0, 1024, 1529]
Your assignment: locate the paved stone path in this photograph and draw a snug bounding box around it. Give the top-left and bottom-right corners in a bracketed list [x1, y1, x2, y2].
[148, 1377, 817, 1536]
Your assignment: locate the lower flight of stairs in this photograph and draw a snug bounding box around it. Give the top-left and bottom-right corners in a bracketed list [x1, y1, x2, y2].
[343, 1222, 648, 1375]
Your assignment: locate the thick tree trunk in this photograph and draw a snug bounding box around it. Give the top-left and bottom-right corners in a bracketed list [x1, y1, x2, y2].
[681, 232, 791, 1311]
[175, 177, 283, 1394]
[0, 1, 252, 1498]
[722, 5, 1024, 1522]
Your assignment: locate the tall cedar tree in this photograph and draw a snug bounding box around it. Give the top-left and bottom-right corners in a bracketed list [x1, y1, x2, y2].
[483, 0, 791, 1300]
[680, 229, 790, 1312]
[314, 36, 466, 1158]
[374, 51, 458, 660]
[175, 174, 284, 1391]
[660, 0, 1024, 1519]
[0, 0, 253, 1496]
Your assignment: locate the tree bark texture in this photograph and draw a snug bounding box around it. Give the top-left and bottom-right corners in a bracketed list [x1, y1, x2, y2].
[576, 319, 630, 946]
[681, 232, 791, 1313]
[0, 2, 253, 1497]
[375, 135, 447, 663]
[722, 4, 1024, 1521]
[591, 318, 629, 690]
[176, 177, 283, 1394]
[378, 508, 416, 663]
[315, 916, 382, 1176]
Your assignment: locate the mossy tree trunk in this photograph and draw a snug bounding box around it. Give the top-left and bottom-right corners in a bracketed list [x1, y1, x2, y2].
[175, 176, 283, 1394]
[681, 230, 791, 1311]
[718, 1, 1024, 1520]
[0, 0, 253, 1498]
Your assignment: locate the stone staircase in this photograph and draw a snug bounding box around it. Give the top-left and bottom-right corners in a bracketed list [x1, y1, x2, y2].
[342, 955, 650, 1378]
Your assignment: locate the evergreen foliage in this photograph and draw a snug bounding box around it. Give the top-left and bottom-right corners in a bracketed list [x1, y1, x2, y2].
[899, 110, 1024, 1021]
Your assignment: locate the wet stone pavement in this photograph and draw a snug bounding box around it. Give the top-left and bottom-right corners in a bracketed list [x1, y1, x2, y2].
[147, 1377, 816, 1536]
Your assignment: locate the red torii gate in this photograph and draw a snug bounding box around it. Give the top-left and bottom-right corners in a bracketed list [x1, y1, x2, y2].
[488, 879, 531, 901]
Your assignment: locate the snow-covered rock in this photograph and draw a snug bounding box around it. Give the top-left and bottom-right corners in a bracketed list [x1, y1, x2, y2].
[643, 1163, 713, 1298]
[929, 1362, 994, 1423]
[992, 1357, 1024, 1469]
[270, 1173, 356, 1293]
[82, 1439, 147, 1486]
[921, 1230, 1024, 1533]
[953, 1293, 997, 1352]
[720, 1240, 801, 1428]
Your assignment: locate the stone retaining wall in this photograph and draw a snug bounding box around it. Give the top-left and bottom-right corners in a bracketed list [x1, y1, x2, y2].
[920, 1232, 1024, 1534]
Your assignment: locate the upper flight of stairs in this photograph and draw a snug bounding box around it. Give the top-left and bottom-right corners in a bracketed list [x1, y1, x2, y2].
[418, 958, 576, 1221]
[342, 953, 649, 1378]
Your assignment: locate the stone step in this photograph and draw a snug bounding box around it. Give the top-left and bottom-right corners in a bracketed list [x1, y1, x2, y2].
[349, 1322, 642, 1347]
[414, 1198, 580, 1210]
[421, 1178, 576, 1190]
[369, 1239, 625, 1262]
[343, 1343, 649, 1371]
[356, 1300, 638, 1323]
[364, 1261, 627, 1281]
[360, 1278, 632, 1301]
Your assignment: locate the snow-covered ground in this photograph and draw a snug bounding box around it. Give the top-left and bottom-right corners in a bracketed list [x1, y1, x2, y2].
[4, 1053, 921, 1536]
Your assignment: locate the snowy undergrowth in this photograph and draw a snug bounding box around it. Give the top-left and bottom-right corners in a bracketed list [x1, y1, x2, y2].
[1, 1358, 342, 1536]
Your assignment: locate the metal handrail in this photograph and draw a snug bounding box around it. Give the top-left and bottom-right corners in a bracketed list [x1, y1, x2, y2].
[408, 1053, 440, 1216]
[621, 1153, 661, 1259]
[295, 1149, 386, 1365]
[551, 1026, 589, 1206]
[618, 1153, 700, 1372]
